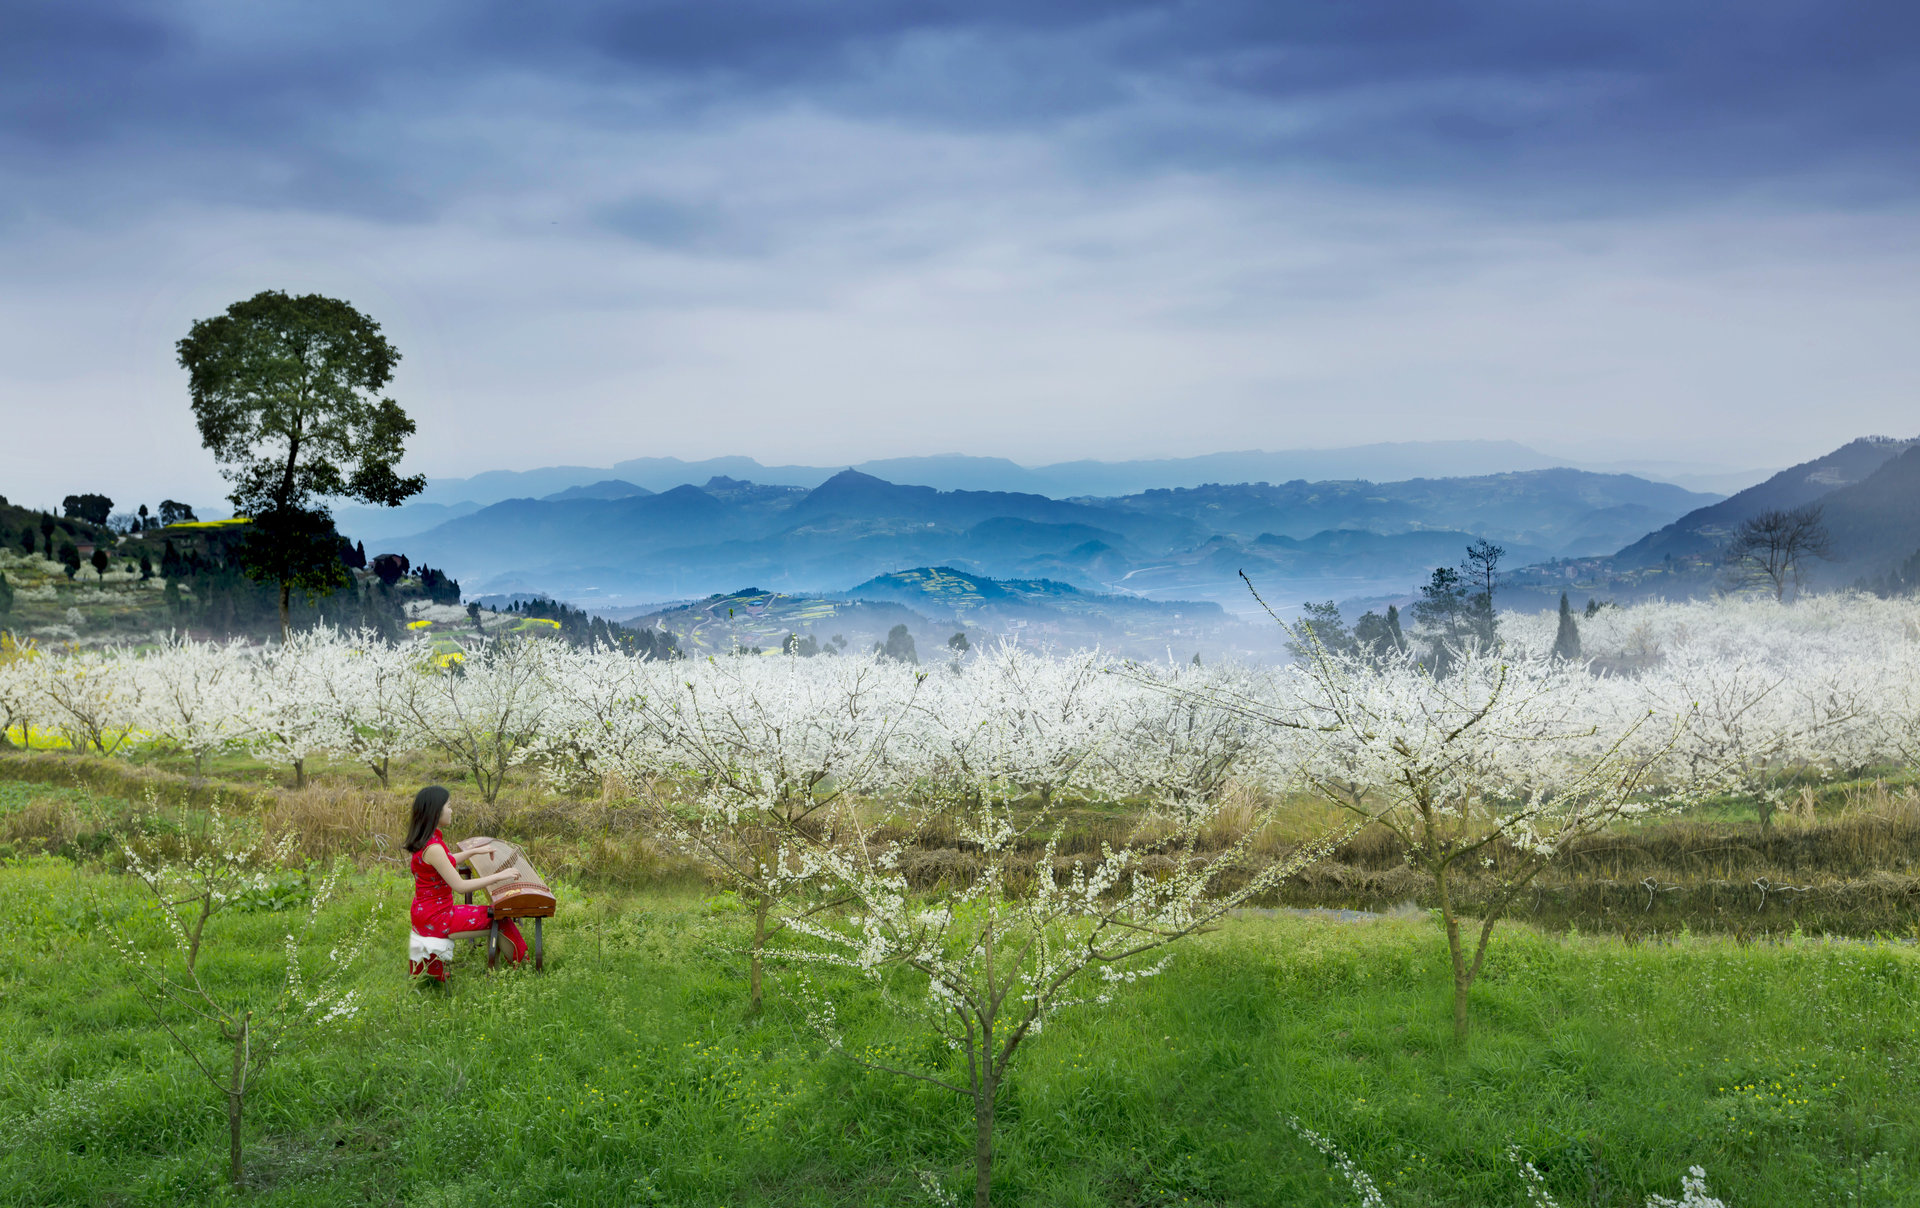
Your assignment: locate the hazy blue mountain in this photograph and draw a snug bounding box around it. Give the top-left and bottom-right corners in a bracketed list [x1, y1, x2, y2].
[1489, 436, 1920, 610]
[541, 480, 653, 502]
[407, 440, 1665, 508]
[1101, 470, 1710, 554]
[415, 457, 832, 506]
[329, 499, 481, 545]
[1020, 441, 1568, 497]
[840, 455, 1048, 494]
[1613, 437, 1918, 567]
[363, 441, 1745, 555]
[418, 464, 616, 505]
[389, 461, 1716, 614]
[1807, 444, 1920, 582]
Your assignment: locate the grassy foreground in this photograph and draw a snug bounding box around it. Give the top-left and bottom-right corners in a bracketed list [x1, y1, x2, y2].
[4, 854, 1918, 1207]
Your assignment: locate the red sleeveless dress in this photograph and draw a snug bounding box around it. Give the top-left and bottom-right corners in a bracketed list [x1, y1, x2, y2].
[410, 830, 493, 938]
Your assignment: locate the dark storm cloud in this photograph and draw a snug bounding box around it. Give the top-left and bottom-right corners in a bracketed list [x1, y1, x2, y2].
[6, 1, 1918, 224]
[5, 0, 1918, 511]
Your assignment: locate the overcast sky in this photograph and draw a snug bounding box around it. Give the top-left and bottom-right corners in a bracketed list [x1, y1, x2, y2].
[4, 1, 1919, 510]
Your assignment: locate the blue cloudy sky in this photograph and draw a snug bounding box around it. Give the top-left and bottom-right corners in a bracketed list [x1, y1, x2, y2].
[4, 1, 1918, 506]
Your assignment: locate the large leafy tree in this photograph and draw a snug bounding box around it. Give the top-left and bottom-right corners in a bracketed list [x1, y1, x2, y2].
[177, 291, 425, 636]
[62, 494, 114, 525]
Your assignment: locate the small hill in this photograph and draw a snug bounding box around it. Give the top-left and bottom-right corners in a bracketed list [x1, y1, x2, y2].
[620, 568, 1264, 661]
[852, 565, 1220, 617]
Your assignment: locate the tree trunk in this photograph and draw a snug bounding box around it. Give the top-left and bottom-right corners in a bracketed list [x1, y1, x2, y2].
[292, 757, 306, 790]
[973, 1071, 997, 1208]
[278, 580, 292, 642]
[369, 757, 389, 787]
[227, 1014, 248, 1188]
[188, 894, 212, 972]
[749, 892, 768, 1014]
[1436, 862, 1472, 1040]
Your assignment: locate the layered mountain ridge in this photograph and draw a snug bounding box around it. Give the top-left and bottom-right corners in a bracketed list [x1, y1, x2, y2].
[370, 464, 1723, 613]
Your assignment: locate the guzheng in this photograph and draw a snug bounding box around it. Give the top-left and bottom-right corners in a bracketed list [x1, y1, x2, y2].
[459, 836, 557, 919]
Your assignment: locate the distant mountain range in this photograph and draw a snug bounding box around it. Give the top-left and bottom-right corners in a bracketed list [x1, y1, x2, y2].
[376, 463, 1720, 613]
[313, 432, 1920, 642]
[332, 440, 1769, 545]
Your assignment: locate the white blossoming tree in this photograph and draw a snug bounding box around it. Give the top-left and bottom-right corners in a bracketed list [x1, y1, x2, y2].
[579, 649, 927, 1011]
[138, 633, 255, 774]
[0, 630, 44, 749]
[40, 643, 143, 755]
[777, 649, 1348, 1208]
[307, 629, 422, 787]
[396, 634, 553, 803]
[103, 803, 379, 1188]
[248, 630, 343, 788]
[1271, 635, 1686, 1039]
[525, 639, 656, 793]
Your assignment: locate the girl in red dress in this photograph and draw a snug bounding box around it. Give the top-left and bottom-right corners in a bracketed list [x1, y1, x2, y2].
[405, 785, 528, 979]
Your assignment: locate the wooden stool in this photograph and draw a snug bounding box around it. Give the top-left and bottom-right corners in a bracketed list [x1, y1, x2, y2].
[462, 888, 546, 971]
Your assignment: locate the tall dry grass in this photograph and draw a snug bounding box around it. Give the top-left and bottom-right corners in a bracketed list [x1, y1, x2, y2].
[5, 752, 1919, 932]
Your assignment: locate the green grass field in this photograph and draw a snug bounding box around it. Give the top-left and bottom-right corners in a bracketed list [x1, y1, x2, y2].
[4, 849, 1917, 1207]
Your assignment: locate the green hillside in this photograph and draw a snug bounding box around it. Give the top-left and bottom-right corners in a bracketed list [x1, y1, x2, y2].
[620, 568, 1264, 662]
[0, 499, 171, 643]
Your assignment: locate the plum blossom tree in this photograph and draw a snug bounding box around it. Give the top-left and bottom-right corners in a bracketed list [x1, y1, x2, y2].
[776, 646, 1348, 1208]
[0, 632, 44, 749]
[248, 631, 342, 788]
[1640, 645, 1872, 831]
[575, 649, 927, 1012]
[305, 629, 421, 787]
[1259, 633, 1686, 1039]
[40, 645, 144, 755]
[524, 640, 660, 794]
[103, 822, 379, 1190]
[396, 635, 553, 804]
[138, 634, 255, 774]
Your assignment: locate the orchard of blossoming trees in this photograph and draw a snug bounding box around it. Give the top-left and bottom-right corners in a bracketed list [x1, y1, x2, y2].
[5, 593, 1919, 1202]
[5, 594, 1916, 812]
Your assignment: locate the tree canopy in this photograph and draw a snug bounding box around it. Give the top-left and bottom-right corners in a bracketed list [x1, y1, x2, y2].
[62, 494, 113, 525]
[177, 291, 424, 518]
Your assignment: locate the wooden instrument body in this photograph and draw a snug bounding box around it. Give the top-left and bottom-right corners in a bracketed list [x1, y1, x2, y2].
[459, 835, 557, 918]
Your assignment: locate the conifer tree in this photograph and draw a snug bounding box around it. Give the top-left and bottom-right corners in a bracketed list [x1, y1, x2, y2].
[1552, 592, 1582, 661]
[1352, 604, 1409, 663]
[881, 623, 919, 664]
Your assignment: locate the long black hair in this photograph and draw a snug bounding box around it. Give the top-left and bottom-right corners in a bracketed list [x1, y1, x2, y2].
[404, 785, 451, 853]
